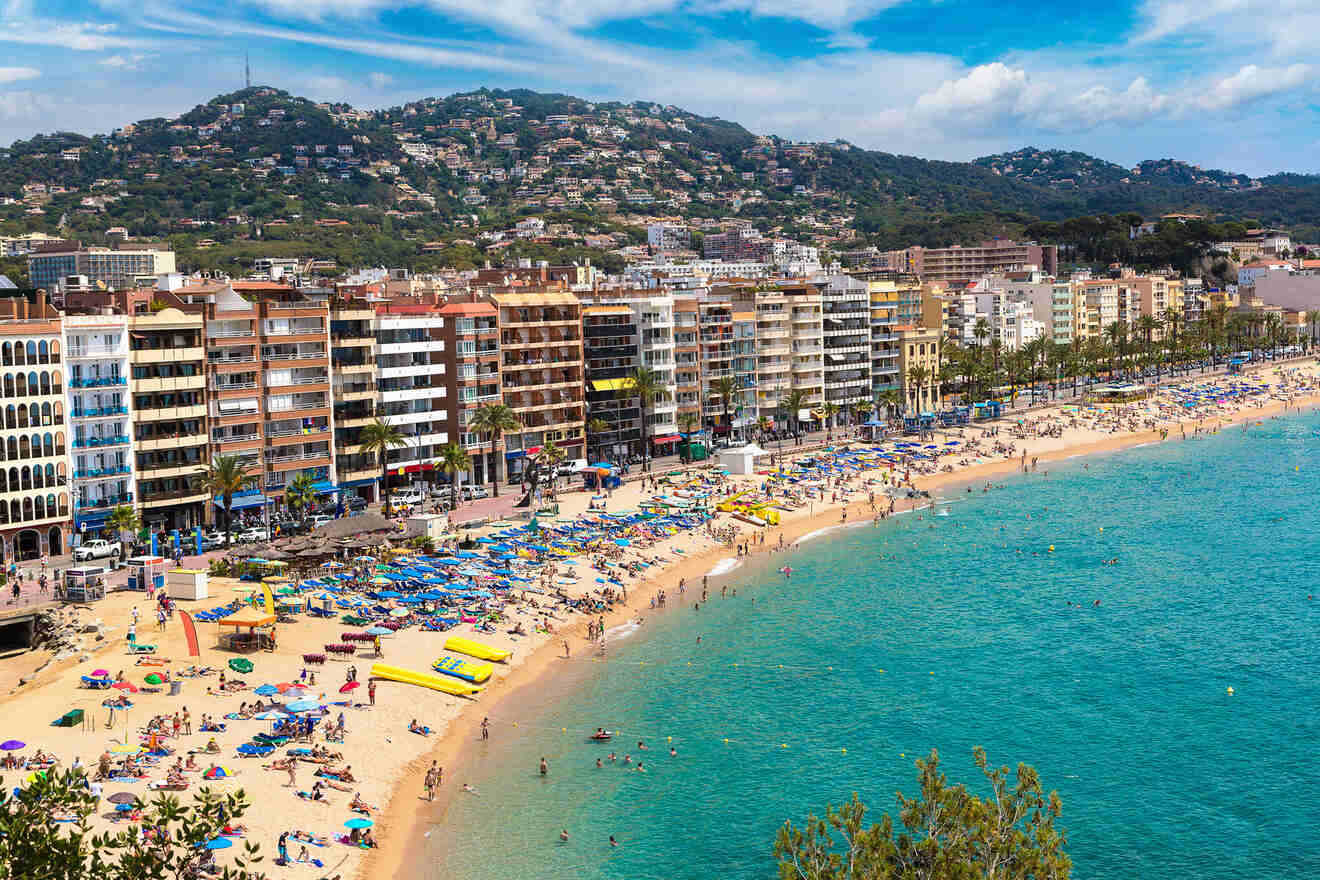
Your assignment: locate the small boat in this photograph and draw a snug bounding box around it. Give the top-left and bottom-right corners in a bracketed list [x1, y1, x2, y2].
[589, 729, 613, 741]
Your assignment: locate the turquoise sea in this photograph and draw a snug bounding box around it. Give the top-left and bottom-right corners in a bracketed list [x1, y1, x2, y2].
[428, 414, 1320, 880]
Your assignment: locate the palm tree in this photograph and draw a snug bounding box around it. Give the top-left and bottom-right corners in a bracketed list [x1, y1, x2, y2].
[469, 403, 521, 498]
[359, 417, 407, 514]
[535, 440, 565, 496]
[779, 388, 810, 446]
[1161, 307, 1181, 373]
[1135, 315, 1158, 379]
[622, 366, 669, 472]
[203, 455, 257, 548]
[437, 442, 471, 513]
[756, 415, 773, 444]
[854, 400, 874, 424]
[821, 402, 839, 439]
[711, 375, 738, 444]
[586, 416, 610, 464]
[877, 389, 902, 424]
[283, 472, 318, 531]
[1305, 309, 1320, 351]
[677, 412, 700, 462]
[106, 504, 140, 553]
[1104, 322, 1126, 379]
[906, 364, 931, 413]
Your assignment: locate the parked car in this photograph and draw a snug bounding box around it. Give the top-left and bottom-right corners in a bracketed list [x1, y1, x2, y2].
[347, 495, 368, 511]
[557, 458, 589, 477]
[73, 539, 122, 562]
[200, 532, 226, 551]
[236, 527, 268, 544]
[309, 514, 333, 530]
[396, 491, 425, 506]
[460, 485, 489, 500]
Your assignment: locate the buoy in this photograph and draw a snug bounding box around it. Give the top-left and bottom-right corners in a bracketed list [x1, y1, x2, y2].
[561, 727, 567, 732]
[723, 738, 729, 744]
[1048, 545, 1054, 552]
[667, 736, 672, 743]
[900, 752, 905, 757]
[1099, 526, 1104, 532]
[781, 743, 788, 749]
[513, 722, 518, 727]
[841, 748, 847, 755]
[1227, 686, 1235, 695]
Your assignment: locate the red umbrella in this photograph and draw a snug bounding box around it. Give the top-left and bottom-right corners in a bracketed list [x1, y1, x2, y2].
[275, 683, 297, 693]
[338, 681, 360, 693]
[112, 681, 138, 693]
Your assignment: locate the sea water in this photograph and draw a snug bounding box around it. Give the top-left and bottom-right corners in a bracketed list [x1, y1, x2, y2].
[428, 415, 1320, 880]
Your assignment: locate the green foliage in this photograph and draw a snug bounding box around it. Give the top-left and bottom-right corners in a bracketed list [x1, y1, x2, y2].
[0, 767, 261, 879]
[359, 417, 406, 512]
[774, 748, 1070, 880]
[202, 455, 257, 548]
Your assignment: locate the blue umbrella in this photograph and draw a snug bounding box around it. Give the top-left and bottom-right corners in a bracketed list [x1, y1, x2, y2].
[253, 711, 284, 720]
[455, 551, 480, 559]
[366, 626, 391, 636]
[344, 817, 373, 829]
[613, 538, 631, 547]
[253, 684, 280, 696]
[202, 837, 234, 850]
[285, 700, 321, 713]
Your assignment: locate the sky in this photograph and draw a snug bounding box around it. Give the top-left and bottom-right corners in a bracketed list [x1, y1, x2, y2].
[1, 0, 1317, 175]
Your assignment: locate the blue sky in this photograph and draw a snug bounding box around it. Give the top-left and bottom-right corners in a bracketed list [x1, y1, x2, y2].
[0, 0, 1317, 174]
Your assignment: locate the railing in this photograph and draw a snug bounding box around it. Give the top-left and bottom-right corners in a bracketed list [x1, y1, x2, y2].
[211, 408, 260, 419]
[73, 465, 132, 479]
[265, 349, 326, 361]
[268, 400, 328, 414]
[67, 345, 120, 357]
[71, 406, 129, 418]
[139, 487, 205, 504]
[75, 493, 134, 510]
[212, 381, 258, 391]
[265, 450, 330, 464]
[208, 353, 257, 364]
[267, 301, 322, 310]
[72, 436, 130, 449]
[270, 375, 329, 387]
[265, 425, 325, 439]
[69, 376, 127, 388]
[212, 432, 260, 444]
[208, 328, 251, 339]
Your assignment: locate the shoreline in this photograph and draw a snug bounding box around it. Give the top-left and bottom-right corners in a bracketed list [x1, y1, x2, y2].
[366, 375, 1320, 880]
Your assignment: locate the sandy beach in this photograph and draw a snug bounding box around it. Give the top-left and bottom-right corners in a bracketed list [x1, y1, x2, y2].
[2, 358, 1317, 880]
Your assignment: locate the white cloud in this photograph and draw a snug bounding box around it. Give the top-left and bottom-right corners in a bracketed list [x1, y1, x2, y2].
[0, 89, 51, 119]
[0, 66, 39, 84]
[1197, 63, 1311, 110]
[366, 71, 393, 88]
[99, 53, 154, 70]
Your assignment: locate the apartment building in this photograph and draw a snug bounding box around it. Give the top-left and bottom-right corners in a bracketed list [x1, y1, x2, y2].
[747, 287, 793, 424]
[786, 285, 824, 418]
[672, 297, 702, 433]
[329, 298, 378, 501]
[201, 282, 334, 515]
[697, 300, 757, 438]
[1127, 275, 1184, 333]
[898, 327, 942, 413]
[582, 304, 641, 460]
[897, 241, 1057, 282]
[632, 294, 678, 454]
[492, 291, 585, 479]
[646, 222, 690, 252]
[128, 302, 208, 533]
[868, 283, 903, 400]
[1077, 279, 1120, 339]
[29, 242, 177, 296]
[821, 275, 872, 417]
[374, 303, 449, 492]
[64, 313, 134, 538]
[437, 300, 500, 486]
[0, 293, 71, 561]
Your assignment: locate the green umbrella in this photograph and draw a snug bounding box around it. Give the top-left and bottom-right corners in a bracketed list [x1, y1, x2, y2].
[144, 673, 164, 685]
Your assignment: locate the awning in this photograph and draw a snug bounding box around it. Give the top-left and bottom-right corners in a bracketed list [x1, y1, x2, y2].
[505, 449, 526, 459]
[396, 463, 434, 475]
[311, 480, 336, 493]
[75, 508, 112, 525]
[591, 378, 631, 392]
[341, 477, 377, 488]
[214, 493, 267, 510]
[652, 433, 681, 444]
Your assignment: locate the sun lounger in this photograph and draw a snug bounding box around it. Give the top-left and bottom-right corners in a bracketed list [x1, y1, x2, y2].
[80, 675, 111, 689]
[126, 643, 156, 655]
[228, 658, 254, 674]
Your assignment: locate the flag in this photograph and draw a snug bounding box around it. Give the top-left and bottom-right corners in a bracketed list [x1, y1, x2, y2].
[262, 583, 275, 616]
[178, 610, 200, 658]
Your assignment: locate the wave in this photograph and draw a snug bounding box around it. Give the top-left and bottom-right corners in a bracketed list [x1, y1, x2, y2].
[706, 558, 742, 577]
[605, 620, 642, 640]
[794, 526, 840, 545]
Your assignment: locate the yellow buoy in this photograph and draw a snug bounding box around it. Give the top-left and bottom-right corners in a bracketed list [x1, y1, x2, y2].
[1048, 545, 1054, 552]
[513, 722, 518, 727]
[781, 743, 788, 749]
[841, 748, 847, 755]
[561, 727, 567, 732]
[723, 738, 729, 744]
[1227, 686, 1235, 695]
[900, 752, 905, 757]
[667, 736, 672, 743]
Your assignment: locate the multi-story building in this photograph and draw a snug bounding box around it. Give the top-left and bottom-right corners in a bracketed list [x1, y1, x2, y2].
[632, 295, 678, 455]
[821, 275, 872, 418]
[437, 299, 501, 486]
[646, 222, 690, 252]
[492, 291, 585, 480]
[0, 293, 71, 561]
[672, 297, 703, 434]
[128, 299, 209, 533]
[201, 282, 334, 516]
[747, 287, 793, 424]
[582, 304, 641, 461]
[895, 241, 1057, 282]
[697, 300, 757, 439]
[1077, 279, 1120, 340]
[329, 297, 379, 502]
[702, 226, 765, 262]
[898, 326, 942, 414]
[64, 313, 134, 539]
[869, 282, 903, 401]
[374, 303, 449, 493]
[29, 242, 176, 296]
[786, 285, 825, 421]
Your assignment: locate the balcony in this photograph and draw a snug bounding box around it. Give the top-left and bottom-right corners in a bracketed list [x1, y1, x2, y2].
[70, 405, 129, 419]
[212, 380, 258, 392]
[75, 493, 134, 510]
[73, 465, 132, 480]
[208, 353, 257, 365]
[264, 347, 327, 362]
[67, 345, 121, 358]
[212, 431, 260, 445]
[69, 376, 127, 389]
[266, 300, 323, 311]
[139, 486, 208, 507]
[72, 435, 130, 449]
[208, 327, 252, 339]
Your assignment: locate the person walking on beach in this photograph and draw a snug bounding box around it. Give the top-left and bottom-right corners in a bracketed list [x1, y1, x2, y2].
[481, 717, 489, 741]
[563, 639, 570, 658]
[424, 764, 438, 801]
[277, 831, 289, 864]
[367, 680, 376, 706]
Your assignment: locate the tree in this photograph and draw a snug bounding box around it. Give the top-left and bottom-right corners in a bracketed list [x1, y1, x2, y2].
[779, 389, 810, 446]
[534, 440, 565, 495]
[677, 411, 700, 462]
[586, 416, 610, 463]
[469, 403, 521, 498]
[105, 504, 140, 551]
[622, 366, 669, 473]
[282, 472, 317, 530]
[1305, 309, 1320, 351]
[774, 748, 1070, 880]
[436, 442, 471, 512]
[905, 365, 930, 414]
[0, 767, 262, 880]
[821, 402, 839, 439]
[359, 418, 406, 514]
[877, 389, 902, 423]
[711, 375, 738, 442]
[202, 455, 256, 548]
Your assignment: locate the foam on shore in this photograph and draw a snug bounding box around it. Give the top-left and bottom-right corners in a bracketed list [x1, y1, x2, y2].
[706, 557, 742, 577]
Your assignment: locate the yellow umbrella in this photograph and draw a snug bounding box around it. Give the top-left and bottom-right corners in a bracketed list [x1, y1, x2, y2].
[109, 743, 143, 754]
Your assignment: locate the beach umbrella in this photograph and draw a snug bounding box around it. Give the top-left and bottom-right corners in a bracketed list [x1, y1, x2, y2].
[365, 626, 391, 636]
[91, 669, 110, 678]
[253, 711, 284, 720]
[203, 766, 236, 779]
[389, 608, 410, 618]
[202, 837, 234, 850]
[109, 743, 142, 754]
[112, 681, 138, 693]
[253, 684, 280, 696]
[354, 556, 376, 563]
[613, 538, 630, 547]
[282, 687, 308, 699]
[344, 818, 373, 829]
[285, 700, 321, 713]
[107, 792, 137, 805]
[322, 561, 344, 569]
[338, 681, 360, 693]
[275, 682, 298, 692]
[143, 673, 165, 686]
[0, 739, 25, 751]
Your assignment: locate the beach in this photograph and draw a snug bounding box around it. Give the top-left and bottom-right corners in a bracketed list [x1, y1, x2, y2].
[2, 358, 1318, 880]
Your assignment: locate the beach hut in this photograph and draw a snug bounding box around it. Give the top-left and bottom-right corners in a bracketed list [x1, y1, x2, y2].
[62, 566, 108, 603]
[217, 606, 277, 652]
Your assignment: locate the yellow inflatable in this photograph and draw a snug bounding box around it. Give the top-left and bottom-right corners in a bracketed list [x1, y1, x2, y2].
[443, 636, 512, 662]
[370, 663, 483, 696]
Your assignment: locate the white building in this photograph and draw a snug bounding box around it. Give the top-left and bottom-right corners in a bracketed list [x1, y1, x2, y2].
[64, 314, 135, 540]
[646, 222, 690, 251]
[515, 217, 546, 239]
[374, 311, 448, 484]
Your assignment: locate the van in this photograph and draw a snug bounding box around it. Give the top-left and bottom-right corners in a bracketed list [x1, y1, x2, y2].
[557, 458, 589, 477]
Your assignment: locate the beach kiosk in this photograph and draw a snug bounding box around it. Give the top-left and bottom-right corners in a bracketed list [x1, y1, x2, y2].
[166, 567, 209, 601]
[126, 556, 165, 592]
[62, 566, 108, 603]
[217, 605, 277, 652]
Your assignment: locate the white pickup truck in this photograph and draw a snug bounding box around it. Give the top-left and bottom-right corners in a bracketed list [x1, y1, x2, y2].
[73, 539, 123, 562]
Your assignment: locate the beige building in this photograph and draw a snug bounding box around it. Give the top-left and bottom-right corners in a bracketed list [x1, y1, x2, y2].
[898, 326, 941, 414]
